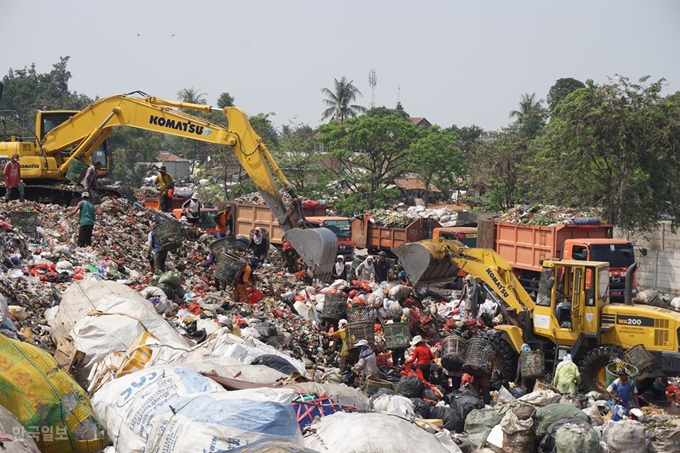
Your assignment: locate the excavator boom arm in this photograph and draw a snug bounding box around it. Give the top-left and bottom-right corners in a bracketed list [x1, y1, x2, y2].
[394, 238, 536, 313]
[39, 93, 337, 278]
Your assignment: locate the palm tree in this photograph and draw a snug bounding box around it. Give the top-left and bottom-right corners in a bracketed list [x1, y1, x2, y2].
[509, 93, 544, 124]
[321, 77, 367, 124]
[177, 87, 207, 106]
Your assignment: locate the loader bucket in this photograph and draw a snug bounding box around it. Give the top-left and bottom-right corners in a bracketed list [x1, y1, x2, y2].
[285, 227, 337, 282]
[393, 239, 462, 287]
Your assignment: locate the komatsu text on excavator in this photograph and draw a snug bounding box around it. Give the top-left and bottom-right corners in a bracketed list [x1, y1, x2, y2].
[395, 238, 680, 393]
[0, 88, 338, 279]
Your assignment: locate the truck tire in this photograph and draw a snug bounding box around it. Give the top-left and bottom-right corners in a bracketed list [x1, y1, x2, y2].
[480, 330, 519, 381]
[578, 345, 623, 394]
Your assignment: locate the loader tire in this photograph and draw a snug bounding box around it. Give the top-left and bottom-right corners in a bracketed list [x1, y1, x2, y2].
[480, 330, 519, 381]
[578, 345, 623, 394]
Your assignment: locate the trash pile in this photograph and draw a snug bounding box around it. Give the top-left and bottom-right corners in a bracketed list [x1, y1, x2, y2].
[368, 206, 477, 228]
[1, 197, 680, 452]
[496, 204, 604, 226]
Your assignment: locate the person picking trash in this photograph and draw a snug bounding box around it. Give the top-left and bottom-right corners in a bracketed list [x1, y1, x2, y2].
[405, 335, 435, 382]
[233, 257, 260, 303]
[552, 353, 581, 394]
[64, 192, 96, 247]
[355, 255, 376, 281]
[352, 339, 380, 381]
[322, 319, 350, 371]
[607, 367, 640, 413]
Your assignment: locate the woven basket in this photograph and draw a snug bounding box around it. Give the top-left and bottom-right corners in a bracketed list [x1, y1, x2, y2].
[153, 221, 183, 251]
[605, 361, 639, 387]
[383, 323, 410, 349]
[322, 293, 347, 321]
[363, 378, 394, 397]
[65, 158, 89, 183]
[210, 237, 238, 261]
[441, 334, 467, 372]
[215, 251, 247, 284]
[347, 322, 374, 346]
[462, 337, 495, 377]
[534, 379, 559, 393]
[520, 350, 545, 379]
[347, 307, 374, 323]
[622, 344, 656, 377]
[10, 211, 38, 235]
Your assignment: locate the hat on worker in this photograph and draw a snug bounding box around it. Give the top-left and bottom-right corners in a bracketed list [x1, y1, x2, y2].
[337, 255, 344, 261]
[378, 251, 387, 256]
[159, 165, 167, 172]
[465, 274, 473, 282]
[81, 192, 90, 199]
[338, 319, 348, 328]
[618, 367, 629, 376]
[353, 339, 369, 347]
[410, 335, 424, 347]
[191, 193, 199, 200]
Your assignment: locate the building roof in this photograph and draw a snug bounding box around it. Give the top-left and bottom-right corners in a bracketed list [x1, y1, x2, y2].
[394, 178, 441, 192]
[409, 117, 432, 128]
[157, 151, 190, 163]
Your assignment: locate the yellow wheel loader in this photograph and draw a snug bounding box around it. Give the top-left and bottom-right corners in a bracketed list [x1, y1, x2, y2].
[0, 88, 337, 280]
[394, 238, 680, 393]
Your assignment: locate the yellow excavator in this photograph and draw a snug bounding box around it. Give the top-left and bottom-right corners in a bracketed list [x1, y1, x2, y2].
[395, 238, 680, 393]
[0, 90, 338, 279]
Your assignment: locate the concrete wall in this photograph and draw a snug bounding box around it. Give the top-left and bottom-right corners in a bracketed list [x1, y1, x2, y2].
[614, 222, 680, 295]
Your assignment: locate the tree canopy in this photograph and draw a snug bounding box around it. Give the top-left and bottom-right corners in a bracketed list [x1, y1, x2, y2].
[321, 77, 367, 124]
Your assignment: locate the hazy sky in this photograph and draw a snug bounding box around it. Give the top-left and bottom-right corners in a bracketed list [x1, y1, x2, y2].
[1, 0, 678, 131]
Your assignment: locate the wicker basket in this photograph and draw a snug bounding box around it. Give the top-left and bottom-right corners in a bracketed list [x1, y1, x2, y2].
[10, 211, 38, 235]
[65, 158, 89, 183]
[462, 337, 495, 377]
[622, 344, 656, 377]
[210, 237, 238, 261]
[153, 221, 183, 251]
[363, 378, 394, 397]
[520, 350, 545, 379]
[215, 252, 247, 284]
[347, 307, 374, 323]
[605, 361, 639, 387]
[347, 322, 375, 346]
[383, 323, 410, 349]
[322, 293, 347, 321]
[534, 379, 560, 393]
[441, 334, 467, 372]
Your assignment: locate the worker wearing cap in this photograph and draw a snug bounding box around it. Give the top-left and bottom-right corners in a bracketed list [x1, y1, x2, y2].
[153, 165, 175, 212]
[233, 257, 259, 303]
[352, 339, 380, 380]
[3, 153, 24, 202]
[65, 192, 96, 247]
[375, 251, 390, 284]
[607, 367, 640, 411]
[323, 319, 350, 371]
[182, 193, 202, 226]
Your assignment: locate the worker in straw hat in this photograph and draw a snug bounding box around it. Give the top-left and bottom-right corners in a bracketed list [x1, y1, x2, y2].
[405, 335, 435, 382]
[182, 193, 202, 227]
[352, 339, 380, 381]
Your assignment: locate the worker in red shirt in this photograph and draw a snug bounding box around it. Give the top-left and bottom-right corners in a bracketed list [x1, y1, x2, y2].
[3, 153, 24, 202]
[405, 335, 435, 382]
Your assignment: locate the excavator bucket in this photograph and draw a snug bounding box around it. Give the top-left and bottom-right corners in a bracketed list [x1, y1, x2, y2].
[393, 238, 462, 287]
[285, 227, 337, 282]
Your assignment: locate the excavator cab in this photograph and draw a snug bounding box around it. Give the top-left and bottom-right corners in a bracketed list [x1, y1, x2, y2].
[532, 260, 609, 342]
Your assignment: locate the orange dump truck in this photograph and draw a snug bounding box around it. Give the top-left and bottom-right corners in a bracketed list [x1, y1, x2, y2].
[477, 218, 639, 301]
[351, 216, 441, 253]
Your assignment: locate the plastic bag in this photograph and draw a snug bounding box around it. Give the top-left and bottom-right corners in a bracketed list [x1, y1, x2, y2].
[601, 420, 647, 453]
[396, 375, 424, 398]
[495, 385, 517, 404]
[464, 409, 501, 435]
[535, 404, 591, 439]
[251, 354, 299, 375]
[555, 422, 599, 453]
[430, 404, 465, 433]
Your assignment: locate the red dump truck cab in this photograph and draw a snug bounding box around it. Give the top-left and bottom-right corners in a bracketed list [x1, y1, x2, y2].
[562, 238, 636, 300]
[306, 216, 353, 258]
[478, 219, 636, 301]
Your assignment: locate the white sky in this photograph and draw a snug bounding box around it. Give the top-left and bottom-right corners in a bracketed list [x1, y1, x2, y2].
[1, 0, 678, 131]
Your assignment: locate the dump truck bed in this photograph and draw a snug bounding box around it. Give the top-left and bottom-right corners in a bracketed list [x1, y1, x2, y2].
[351, 216, 441, 251]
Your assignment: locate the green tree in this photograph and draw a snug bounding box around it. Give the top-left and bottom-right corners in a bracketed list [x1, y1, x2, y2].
[547, 77, 586, 115]
[276, 121, 329, 195]
[248, 112, 279, 149]
[318, 112, 417, 209]
[469, 129, 532, 210]
[0, 56, 93, 136]
[407, 126, 466, 206]
[174, 87, 210, 171]
[367, 105, 410, 120]
[321, 77, 367, 124]
[537, 76, 680, 232]
[216, 92, 235, 108]
[509, 93, 547, 137]
[107, 128, 163, 187]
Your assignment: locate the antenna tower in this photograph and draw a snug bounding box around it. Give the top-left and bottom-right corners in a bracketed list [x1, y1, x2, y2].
[368, 69, 377, 109]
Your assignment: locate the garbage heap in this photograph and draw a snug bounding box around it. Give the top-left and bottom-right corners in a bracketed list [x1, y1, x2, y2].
[368, 206, 477, 228]
[1, 198, 679, 452]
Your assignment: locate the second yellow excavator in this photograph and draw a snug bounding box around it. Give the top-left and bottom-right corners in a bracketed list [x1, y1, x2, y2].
[395, 238, 680, 393]
[0, 90, 338, 280]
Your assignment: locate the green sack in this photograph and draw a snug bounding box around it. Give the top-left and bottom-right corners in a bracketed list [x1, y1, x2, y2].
[555, 422, 599, 453]
[535, 404, 590, 438]
[464, 408, 501, 435]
